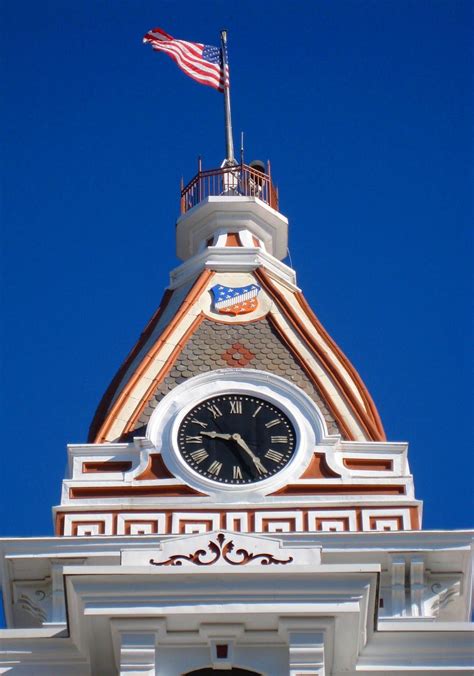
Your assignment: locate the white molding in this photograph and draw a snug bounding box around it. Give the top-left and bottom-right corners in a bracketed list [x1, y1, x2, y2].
[2, 529, 472, 555]
[224, 512, 249, 532]
[278, 620, 328, 675]
[63, 514, 113, 537]
[240, 229, 264, 250]
[120, 531, 322, 568]
[362, 508, 411, 532]
[116, 514, 166, 536]
[55, 495, 422, 512]
[66, 443, 139, 480]
[307, 510, 358, 532]
[171, 512, 221, 534]
[60, 562, 377, 674]
[169, 245, 298, 289]
[110, 619, 164, 676]
[199, 623, 244, 670]
[175, 196, 289, 261]
[254, 511, 304, 533]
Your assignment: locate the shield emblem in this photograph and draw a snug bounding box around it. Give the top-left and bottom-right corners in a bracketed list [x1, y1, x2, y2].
[211, 284, 261, 315]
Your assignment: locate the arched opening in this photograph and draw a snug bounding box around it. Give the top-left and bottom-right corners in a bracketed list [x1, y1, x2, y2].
[184, 669, 261, 676]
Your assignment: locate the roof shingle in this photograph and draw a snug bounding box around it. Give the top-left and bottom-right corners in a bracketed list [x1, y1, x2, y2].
[126, 318, 342, 439]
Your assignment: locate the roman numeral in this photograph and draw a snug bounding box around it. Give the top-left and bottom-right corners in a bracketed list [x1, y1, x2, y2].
[208, 460, 223, 475]
[190, 449, 208, 464]
[265, 449, 284, 463]
[229, 400, 242, 414]
[233, 465, 243, 479]
[265, 418, 281, 428]
[252, 405, 262, 417]
[255, 463, 268, 475]
[185, 435, 203, 443]
[191, 418, 208, 429]
[270, 435, 288, 444]
[207, 404, 223, 419]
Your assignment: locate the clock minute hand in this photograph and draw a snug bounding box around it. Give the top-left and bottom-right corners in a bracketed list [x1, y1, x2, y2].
[231, 434, 268, 474]
[201, 431, 232, 440]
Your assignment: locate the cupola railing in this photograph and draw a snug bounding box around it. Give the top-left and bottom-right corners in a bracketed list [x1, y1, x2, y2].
[180, 160, 279, 214]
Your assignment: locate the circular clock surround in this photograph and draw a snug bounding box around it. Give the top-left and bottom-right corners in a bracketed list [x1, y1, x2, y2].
[177, 393, 297, 485]
[146, 368, 333, 499]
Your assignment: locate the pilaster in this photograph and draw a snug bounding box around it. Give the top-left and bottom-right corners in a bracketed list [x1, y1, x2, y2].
[111, 620, 163, 676]
[279, 619, 330, 676]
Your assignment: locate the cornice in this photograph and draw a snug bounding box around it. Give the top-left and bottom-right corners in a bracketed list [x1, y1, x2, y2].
[1, 530, 472, 554]
[169, 245, 298, 289]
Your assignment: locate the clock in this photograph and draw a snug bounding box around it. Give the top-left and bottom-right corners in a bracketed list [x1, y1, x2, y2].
[177, 393, 297, 484]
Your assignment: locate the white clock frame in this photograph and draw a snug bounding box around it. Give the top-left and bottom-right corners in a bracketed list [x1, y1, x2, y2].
[146, 368, 333, 501]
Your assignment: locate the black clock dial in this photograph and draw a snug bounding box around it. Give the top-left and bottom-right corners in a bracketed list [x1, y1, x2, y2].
[177, 394, 297, 484]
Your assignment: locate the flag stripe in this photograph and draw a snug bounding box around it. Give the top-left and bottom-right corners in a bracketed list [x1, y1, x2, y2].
[146, 33, 229, 89]
[149, 43, 224, 89]
[152, 42, 224, 85]
[143, 28, 226, 92]
[146, 27, 175, 42]
[154, 46, 224, 89]
[153, 37, 205, 60]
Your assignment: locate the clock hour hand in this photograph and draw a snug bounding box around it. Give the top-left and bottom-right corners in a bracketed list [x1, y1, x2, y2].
[231, 433, 268, 475]
[201, 431, 232, 440]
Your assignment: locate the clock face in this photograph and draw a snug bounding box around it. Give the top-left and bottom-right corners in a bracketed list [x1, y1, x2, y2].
[177, 394, 297, 484]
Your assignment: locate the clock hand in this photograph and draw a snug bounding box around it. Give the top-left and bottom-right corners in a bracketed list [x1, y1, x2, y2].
[201, 431, 232, 440]
[200, 431, 268, 474]
[230, 433, 255, 458]
[231, 434, 268, 474]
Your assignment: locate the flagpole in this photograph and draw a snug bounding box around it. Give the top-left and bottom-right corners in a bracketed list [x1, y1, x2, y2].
[220, 30, 235, 164]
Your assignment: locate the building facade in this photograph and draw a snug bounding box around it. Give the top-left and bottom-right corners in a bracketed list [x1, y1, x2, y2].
[0, 161, 472, 674]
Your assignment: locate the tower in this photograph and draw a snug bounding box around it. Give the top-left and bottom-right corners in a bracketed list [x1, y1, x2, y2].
[57, 160, 418, 538]
[0, 160, 472, 674]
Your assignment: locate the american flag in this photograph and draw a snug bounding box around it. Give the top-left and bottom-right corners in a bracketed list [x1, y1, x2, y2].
[143, 27, 227, 92]
[211, 284, 261, 316]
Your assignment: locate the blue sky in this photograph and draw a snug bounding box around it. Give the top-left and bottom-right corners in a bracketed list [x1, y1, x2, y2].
[0, 0, 472, 540]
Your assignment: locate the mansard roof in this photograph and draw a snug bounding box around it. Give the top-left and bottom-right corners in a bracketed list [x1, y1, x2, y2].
[89, 263, 385, 444]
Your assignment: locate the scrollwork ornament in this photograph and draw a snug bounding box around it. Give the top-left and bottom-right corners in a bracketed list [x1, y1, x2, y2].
[149, 533, 293, 567]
